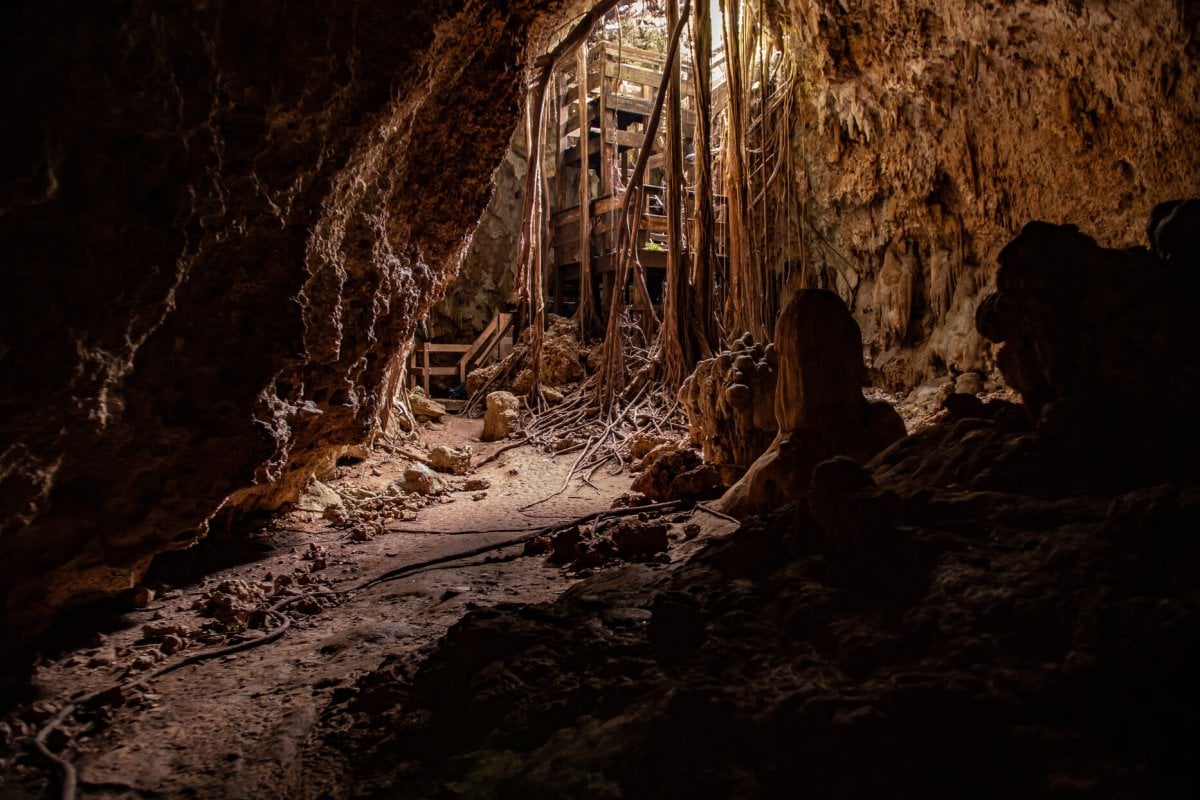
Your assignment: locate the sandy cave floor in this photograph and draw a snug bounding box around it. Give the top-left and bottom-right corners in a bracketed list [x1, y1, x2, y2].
[1, 413, 737, 799]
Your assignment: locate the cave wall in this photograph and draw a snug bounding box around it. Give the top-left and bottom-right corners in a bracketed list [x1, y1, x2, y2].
[0, 0, 568, 646]
[780, 0, 1200, 388]
[426, 128, 526, 344]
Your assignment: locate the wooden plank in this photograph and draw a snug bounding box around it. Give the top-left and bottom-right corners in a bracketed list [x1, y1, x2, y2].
[605, 128, 646, 149]
[552, 205, 581, 227]
[424, 343, 470, 353]
[591, 41, 672, 66]
[576, 43, 593, 325]
[424, 367, 460, 377]
[604, 62, 694, 94]
[606, 93, 697, 127]
[593, 194, 623, 215]
[553, 220, 581, 244]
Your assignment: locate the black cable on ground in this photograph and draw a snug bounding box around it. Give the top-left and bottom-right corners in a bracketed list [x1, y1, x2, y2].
[26, 499, 692, 800]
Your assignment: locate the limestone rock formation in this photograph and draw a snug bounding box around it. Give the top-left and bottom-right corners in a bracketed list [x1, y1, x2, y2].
[975, 210, 1200, 487]
[678, 332, 777, 482]
[480, 391, 521, 442]
[0, 0, 568, 649]
[778, 0, 1200, 390]
[631, 448, 722, 502]
[719, 290, 906, 516]
[396, 463, 443, 496]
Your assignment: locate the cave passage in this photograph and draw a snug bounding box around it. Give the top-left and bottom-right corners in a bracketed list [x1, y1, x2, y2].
[2, 0, 1199, 797]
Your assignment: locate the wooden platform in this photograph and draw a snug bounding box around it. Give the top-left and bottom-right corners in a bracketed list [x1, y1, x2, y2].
[546, 41, 728, 316]
[408, 312, 514, 398]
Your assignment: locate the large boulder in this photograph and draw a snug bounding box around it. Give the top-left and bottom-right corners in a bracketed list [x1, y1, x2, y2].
[718, 290, 906, 516]
[976, 211, 1200, 487]
[481, 391, 521, 442]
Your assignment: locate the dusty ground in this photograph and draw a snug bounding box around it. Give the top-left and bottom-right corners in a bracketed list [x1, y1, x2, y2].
[1, 414, 736, 799]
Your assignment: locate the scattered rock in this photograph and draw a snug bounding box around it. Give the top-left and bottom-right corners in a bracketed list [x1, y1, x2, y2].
[632, 447, 723, 501]
[954, 371, 985, 395]
[463, 478, 491, 491]
[130, 585, 155, 608]
[481, 391, 521, 441]
[396, 463, 444, 495]
[629, 433, 673, 460]
[409, 387, 446, 420]
[142, 621, 189, 640]
[296, 479, 344, 513]
[429, 445, 472, 475]
[160, 634, 185, 655]
[87, 648, 117, 668]
[610, 520, 670, 560]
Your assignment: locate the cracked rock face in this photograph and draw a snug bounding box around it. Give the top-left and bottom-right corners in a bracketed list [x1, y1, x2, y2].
[0, 0, 567, 648]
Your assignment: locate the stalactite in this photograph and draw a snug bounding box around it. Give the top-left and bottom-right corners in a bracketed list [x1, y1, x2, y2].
[876, 238, 917, 346]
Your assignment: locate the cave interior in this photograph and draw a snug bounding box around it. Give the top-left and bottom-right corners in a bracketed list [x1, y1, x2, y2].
[2, 0, 1199, 798]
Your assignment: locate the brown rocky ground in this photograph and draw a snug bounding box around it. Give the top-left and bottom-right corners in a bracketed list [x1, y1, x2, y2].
[0, 414, 736, 798]
[306, 417, 1200, 800]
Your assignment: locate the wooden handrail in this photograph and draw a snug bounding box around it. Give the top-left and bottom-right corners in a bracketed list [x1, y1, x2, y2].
[408, 311, 515, 398]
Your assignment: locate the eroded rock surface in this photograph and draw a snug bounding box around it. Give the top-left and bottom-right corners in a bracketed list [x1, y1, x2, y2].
[480, 391, 521, 442]
[719, 290, 905, 516]
[312, 233, 1200, 793]
[781, 0, 1200, 390]
[0, 0, 569, 649]
[678, 332, 778, 482]
[975, 211, 1200, 487]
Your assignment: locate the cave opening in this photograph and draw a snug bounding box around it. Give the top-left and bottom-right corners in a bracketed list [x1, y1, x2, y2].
[2, 0, 1199, 798]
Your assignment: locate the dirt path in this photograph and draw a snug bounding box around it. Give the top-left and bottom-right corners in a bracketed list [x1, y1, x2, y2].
[4, 415, 735, 799]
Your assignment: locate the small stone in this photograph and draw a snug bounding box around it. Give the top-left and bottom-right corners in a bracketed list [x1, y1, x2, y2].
[87, 648, 117, 667]
[471, 492, 487, 501]
[429, 445, 472, 475]
[296, 479, 344, 513]
[463, 478, 490, 491]
[142, 621, 189, 640]
[409, 387, 446, 420]
[160, 634, 185, 655]
[130, 585, 155, 608]
[541, 385, 564, 404]
[610, 521, 670, 561]
[954, 371, 986, 395]
[396, 462, 444, 495]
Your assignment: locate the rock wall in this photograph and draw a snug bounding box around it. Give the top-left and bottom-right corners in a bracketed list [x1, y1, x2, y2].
[0, 0, 568, 647]
[780, 0, 1200, 388]
[426, 131, 526, 343]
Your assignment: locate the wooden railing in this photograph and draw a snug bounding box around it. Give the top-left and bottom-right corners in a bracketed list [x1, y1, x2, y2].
[408, 312, 514, 400]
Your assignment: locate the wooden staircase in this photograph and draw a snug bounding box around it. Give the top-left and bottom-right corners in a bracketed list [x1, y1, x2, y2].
[408, 312, 515, 410]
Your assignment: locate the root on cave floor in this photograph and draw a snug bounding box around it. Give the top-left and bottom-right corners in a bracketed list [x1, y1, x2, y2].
[0, 415, 735, 799]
